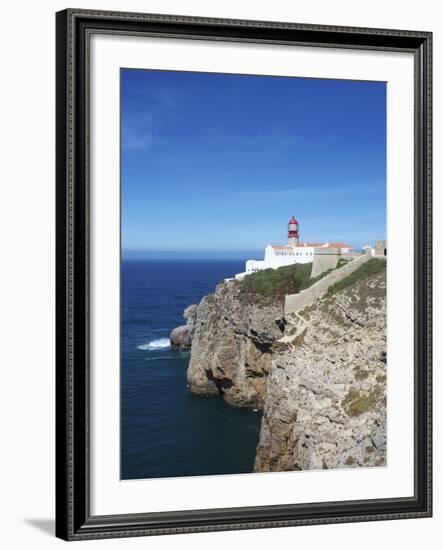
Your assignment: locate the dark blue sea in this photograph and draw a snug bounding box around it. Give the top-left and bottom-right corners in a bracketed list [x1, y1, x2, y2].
[121, 259, 263, 480]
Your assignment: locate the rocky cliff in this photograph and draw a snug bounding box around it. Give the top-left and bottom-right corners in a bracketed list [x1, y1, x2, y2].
[176, 261, 387, 471]
[186, 282, 285, 408]
[255, 268, 386, 471]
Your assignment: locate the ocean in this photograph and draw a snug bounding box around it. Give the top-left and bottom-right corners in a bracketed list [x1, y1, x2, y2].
[121, 259, 263, 480]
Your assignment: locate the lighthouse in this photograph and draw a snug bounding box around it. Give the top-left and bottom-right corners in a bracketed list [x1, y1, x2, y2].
[287, 216, 299, 245]
[229, 216, 352, 281]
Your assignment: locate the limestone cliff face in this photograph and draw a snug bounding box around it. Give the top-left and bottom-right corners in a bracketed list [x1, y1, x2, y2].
[255, 269, 386, 471]
[186, 282, 285, 408]
[182, 264, 386, 471]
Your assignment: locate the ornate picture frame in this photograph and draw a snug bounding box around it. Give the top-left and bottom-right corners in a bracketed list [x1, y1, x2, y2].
[55, 8, 432, 541]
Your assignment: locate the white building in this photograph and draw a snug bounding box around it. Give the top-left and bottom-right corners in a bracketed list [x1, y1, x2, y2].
[234, 217, 351, 280]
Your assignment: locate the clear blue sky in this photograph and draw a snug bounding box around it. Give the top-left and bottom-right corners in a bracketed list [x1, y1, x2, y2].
[121, 68, 386, 259]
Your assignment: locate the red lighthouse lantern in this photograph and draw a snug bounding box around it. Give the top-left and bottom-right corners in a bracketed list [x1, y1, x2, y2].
[288, 216, 299, 245]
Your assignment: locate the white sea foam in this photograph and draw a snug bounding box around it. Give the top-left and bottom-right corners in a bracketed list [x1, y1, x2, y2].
[137, 338, 170, 351]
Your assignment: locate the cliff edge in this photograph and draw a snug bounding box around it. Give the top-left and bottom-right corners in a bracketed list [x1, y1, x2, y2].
[177, 259, 387, 471]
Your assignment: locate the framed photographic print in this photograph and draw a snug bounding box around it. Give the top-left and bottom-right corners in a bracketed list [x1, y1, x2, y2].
[55, 8, 432, 541]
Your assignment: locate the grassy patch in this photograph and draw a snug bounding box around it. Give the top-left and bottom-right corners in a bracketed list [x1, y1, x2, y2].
[238, 262, 336, 301]
[291, 327, 307, 347]
[345, 456, 355, 466]
[337, 258, 351, 269]
[239, 263, 312, 299]
[376, 374, 386, 383]
[327, 258, 386, 296]
[342, 385, 384, 417]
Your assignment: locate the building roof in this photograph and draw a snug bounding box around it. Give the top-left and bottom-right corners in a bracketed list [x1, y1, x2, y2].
[322, 242, 351, 249]
[270, 242, 351, 250]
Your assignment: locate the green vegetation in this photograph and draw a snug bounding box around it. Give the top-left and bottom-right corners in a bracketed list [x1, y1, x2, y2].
[327, 258, 386, 296]
[342, 385, 384, 417]
[238, 262, 335, 301]
[291, 327, 307, 347]
[354, 368, 369, 381]
[345, 456, 355, 466]
[376, 374, 387, 383]
[336, 258, 351, 269]
[342, 388, 360, 405]
[235, 256, 386, 304]
[239, 263, 312, 298]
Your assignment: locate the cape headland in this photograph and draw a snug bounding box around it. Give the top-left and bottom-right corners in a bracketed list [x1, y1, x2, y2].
[170, 250, 387, 472]
[170, 218, 387, 471]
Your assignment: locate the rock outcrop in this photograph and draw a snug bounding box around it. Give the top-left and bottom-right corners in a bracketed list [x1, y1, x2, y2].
[255, 269, 386, 471]
[170, 304, 198, 349]
[186, 283, 285, 408]
[175, 261, 387, 471]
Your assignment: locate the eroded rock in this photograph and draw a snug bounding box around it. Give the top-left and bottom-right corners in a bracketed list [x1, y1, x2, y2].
[254, 270, 387, 472]
[170, 304, 198, 349]
[186, 282, 285, 408]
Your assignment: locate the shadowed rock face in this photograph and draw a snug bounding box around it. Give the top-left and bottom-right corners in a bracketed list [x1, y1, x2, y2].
[175, 266, 386, 471]
[186, 282, 285, 408]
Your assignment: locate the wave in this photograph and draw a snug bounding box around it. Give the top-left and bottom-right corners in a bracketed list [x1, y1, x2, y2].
[137, 338, 170, 351]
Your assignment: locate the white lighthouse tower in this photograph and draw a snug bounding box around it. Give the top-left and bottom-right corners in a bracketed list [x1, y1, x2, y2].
[287, 216, 299, 245]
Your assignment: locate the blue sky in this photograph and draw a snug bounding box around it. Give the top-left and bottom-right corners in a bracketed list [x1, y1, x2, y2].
[121, 68, 386, 259]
